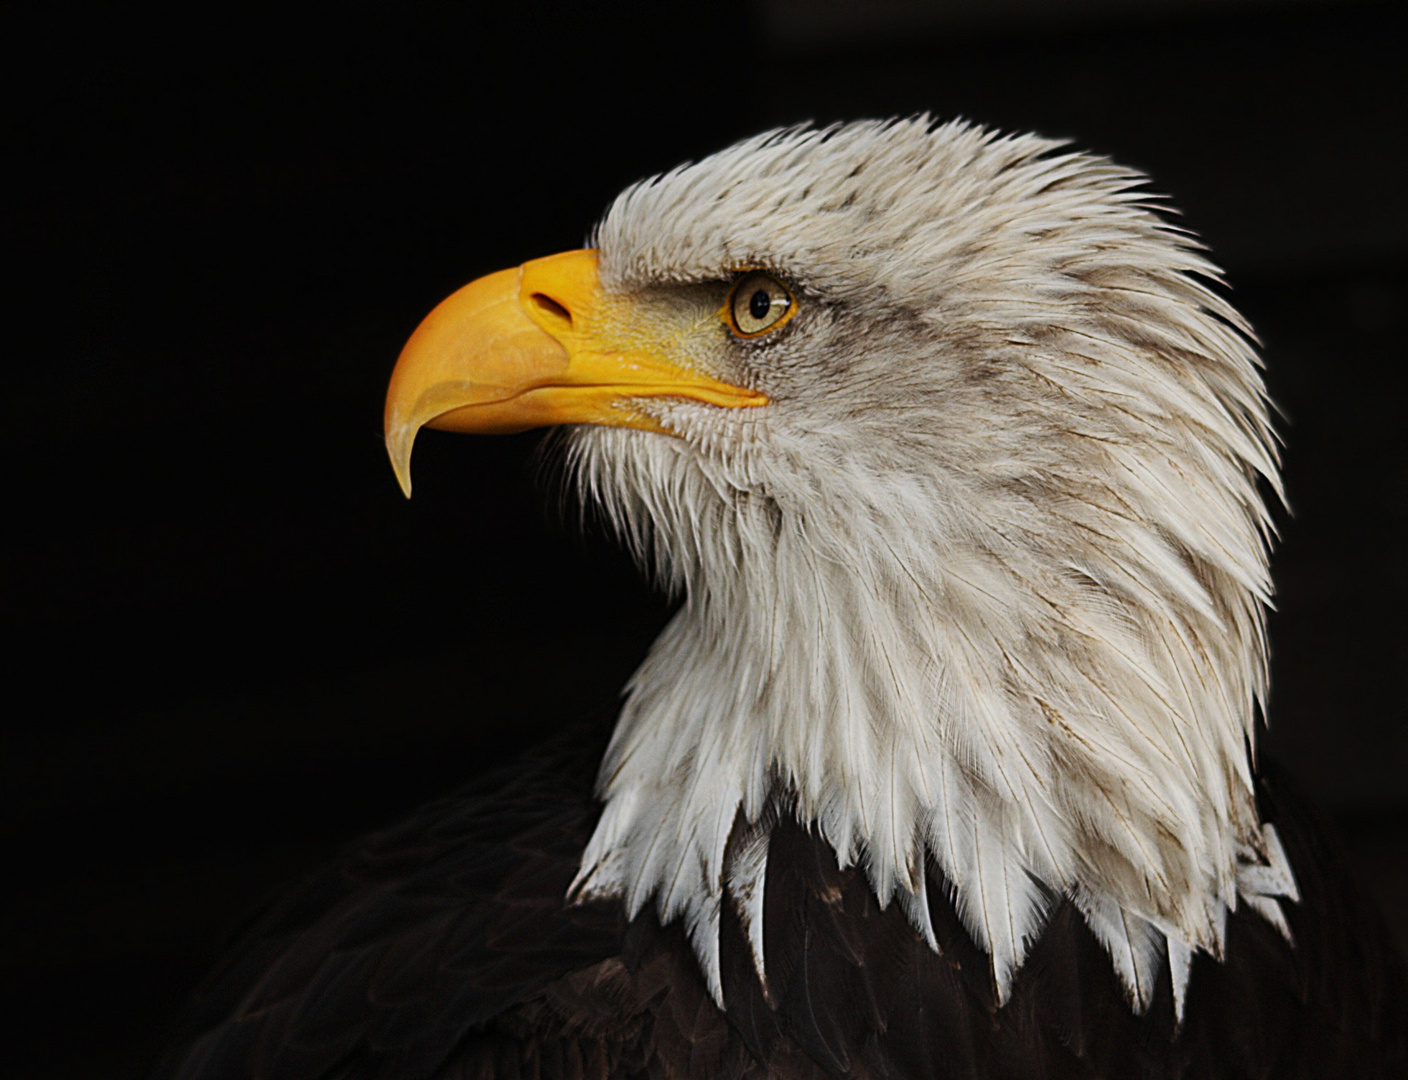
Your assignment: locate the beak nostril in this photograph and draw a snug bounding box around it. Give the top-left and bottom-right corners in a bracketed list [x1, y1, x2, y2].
[529, 292, 573, 327]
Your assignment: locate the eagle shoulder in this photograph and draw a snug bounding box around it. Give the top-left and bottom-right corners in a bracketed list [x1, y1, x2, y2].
[151, 730, 702, 1079]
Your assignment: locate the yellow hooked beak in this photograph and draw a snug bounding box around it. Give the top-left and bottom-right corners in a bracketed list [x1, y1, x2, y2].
[383, 249, 768, 496]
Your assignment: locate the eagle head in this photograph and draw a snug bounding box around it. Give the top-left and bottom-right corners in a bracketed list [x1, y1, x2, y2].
[384, 119, 1292, 1014]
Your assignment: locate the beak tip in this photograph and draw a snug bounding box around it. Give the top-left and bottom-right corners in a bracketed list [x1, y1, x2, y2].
[385, 422, 417, 500]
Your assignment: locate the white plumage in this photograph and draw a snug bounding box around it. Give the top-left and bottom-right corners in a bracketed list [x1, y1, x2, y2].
[561, 118, 1295, 1013]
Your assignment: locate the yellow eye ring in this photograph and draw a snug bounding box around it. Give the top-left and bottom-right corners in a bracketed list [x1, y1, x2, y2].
[726, 271, 796, 338]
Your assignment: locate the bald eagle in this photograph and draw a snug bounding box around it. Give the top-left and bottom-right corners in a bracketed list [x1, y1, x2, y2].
[157, 120, 1406, 1079]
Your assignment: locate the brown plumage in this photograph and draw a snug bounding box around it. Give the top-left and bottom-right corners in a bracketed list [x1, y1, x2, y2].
[154, 724, 1404, 1079]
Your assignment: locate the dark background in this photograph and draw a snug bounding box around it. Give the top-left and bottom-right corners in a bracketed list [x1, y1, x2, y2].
[4, 2, 1405, 1077]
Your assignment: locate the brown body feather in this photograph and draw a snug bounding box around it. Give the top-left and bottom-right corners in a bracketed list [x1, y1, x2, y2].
[153, 728, 1407, 1080]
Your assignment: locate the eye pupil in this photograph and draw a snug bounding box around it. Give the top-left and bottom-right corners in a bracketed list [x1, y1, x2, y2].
[749, 290, 771, 320]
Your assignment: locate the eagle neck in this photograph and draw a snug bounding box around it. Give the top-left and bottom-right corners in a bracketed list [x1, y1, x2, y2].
[566, 430, 1294, 1015]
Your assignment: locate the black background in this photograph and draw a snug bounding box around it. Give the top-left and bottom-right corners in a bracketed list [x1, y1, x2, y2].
[4, 2, 1405, 1077]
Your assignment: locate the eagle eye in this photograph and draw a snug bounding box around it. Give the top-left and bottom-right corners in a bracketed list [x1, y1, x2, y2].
[727, 271, 794, 338]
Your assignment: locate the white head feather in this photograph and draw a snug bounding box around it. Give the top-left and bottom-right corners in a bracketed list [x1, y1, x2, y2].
[558, 119, 1295, 1015]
